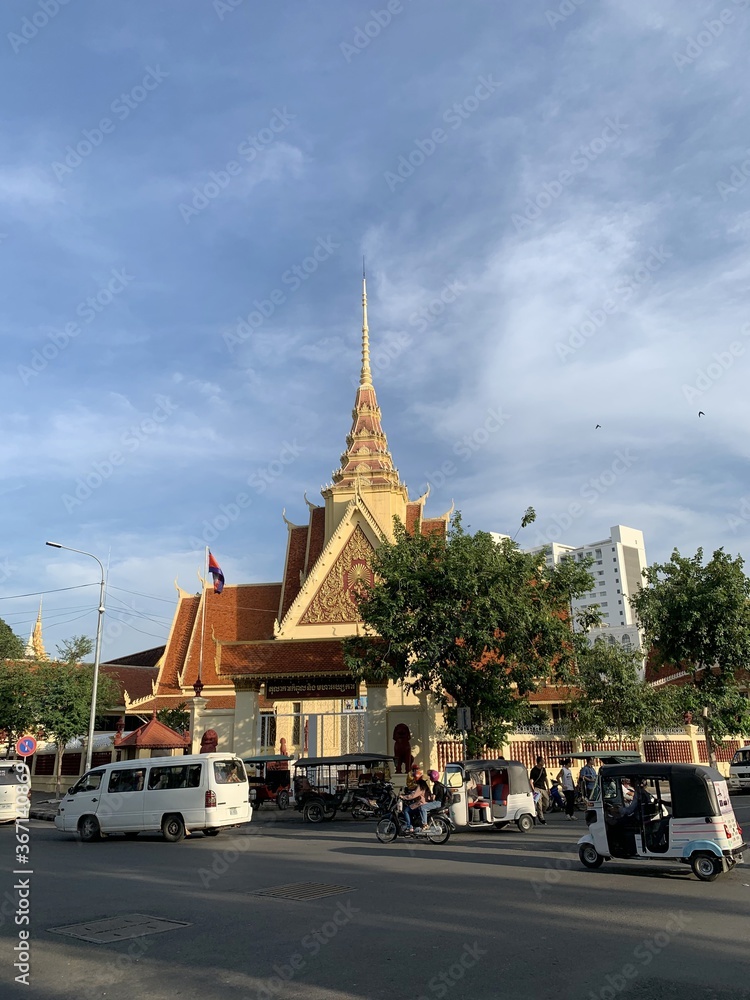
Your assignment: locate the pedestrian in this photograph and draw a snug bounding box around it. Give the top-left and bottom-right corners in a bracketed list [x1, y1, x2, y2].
[530, 778, 547, 825]
[556, 758, 577, 820]
[529, 756, 549, 813]
[578, 757, 597, 800]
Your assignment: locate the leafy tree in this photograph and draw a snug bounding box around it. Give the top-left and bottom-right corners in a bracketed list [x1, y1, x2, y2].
[56, 635, 94, 664]
[344, 513, 598, 755]
[565, 638, 679, 748]
[157, 702, 190, 735]
[631, 547, 750, 767]
[35, 662, 119, 797]
[0, 661, 40, 756]
[0, 617, 25, 661]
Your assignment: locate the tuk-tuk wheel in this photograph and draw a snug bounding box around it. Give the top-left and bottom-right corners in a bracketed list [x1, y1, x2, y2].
[578, 844, 604, 869]
[691, 852, 722, 882]
[276, 790, 290, 810]
[517, 814, 534, 833]
[303, 801, 326, 823]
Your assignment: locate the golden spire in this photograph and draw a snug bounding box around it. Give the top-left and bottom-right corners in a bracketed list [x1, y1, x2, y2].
[25, 597, 48, 661]
[360, 258, 372, 388]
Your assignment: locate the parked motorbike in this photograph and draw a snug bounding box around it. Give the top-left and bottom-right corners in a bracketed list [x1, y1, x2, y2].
[375, 789, 452, 844]
[549, 781, 565, 812]
[350, 781, 391, 820]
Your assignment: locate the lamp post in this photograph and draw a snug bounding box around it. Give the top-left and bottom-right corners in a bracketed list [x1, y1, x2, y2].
[46, 542, 106, 773]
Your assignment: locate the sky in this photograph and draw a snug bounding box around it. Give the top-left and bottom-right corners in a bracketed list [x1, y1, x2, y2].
[1, 0, 750, 661]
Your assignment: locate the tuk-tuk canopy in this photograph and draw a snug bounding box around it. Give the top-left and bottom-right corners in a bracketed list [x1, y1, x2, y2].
[599, 762, 725, 818]
[449, 759, 532, 797]
[565, 751, 643, 764]
[294, 753, 394, 770]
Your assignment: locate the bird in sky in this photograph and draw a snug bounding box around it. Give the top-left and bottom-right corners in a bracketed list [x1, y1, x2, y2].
[595, 424, 601, 429]
[698, 411, 705, 417]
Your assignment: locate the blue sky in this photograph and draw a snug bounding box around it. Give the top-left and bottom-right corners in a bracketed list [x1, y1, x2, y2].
[2, 0, 750, 660]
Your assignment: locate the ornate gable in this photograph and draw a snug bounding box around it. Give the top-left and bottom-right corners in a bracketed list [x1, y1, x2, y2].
[299, 524, 375, 625]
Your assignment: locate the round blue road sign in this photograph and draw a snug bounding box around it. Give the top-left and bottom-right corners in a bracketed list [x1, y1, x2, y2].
[16, 736, 37, 757]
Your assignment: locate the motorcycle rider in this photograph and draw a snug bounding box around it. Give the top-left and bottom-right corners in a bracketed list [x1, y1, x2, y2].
[400, 776, 429, 834]
[419, 769, 448, 828]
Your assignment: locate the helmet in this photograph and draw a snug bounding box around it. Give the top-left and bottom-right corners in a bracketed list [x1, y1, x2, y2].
[428, 770, 440, 781]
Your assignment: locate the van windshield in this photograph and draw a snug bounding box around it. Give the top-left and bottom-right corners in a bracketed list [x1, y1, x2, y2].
[731, 748, 750, 765]
[213, 759, 246, 784]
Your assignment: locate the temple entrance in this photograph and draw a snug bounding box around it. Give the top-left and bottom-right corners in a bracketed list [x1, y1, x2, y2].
[258, 707, 366, 758]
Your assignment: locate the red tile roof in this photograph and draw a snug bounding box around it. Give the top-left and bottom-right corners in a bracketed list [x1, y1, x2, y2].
[101, 664, 158, 703]
[114, 716, 190, 749]
[219, 639, 349, 677]
[306, 506, 326, 573]
[421, 517, 447, 538]
[157, 594, 200, 694]
[280, 526, 308, 620]
[405, 502, 421, 534]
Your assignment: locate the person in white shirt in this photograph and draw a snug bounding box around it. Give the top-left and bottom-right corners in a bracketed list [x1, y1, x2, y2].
[556, 758, 577, 820]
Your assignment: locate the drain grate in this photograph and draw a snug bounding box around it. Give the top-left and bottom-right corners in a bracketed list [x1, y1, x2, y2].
[48, 914, 190, 944]
[253, 882, 355, 901]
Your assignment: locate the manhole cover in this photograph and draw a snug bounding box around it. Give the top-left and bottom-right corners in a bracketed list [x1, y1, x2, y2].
[49, 914, 191, 944]
[254, 882, 355, 900]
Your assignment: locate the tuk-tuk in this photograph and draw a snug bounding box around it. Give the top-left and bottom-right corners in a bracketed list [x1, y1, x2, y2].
[293, 753, 393, 823]
[563, 751, 643, 810]
[578, 762, 746, 881]
[443, 759, 536, 833]
[242, 754, 293, 810]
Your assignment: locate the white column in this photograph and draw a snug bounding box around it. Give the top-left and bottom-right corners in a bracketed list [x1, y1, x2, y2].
[233, 679, 261, 756]
[365, 682, 389, 757]
[190, 696, 208, 754]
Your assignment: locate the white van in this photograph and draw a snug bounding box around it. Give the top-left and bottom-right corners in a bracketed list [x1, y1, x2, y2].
[0, 762, 31, 824]
[728, 745, 750, 793]
[54, 753, 251, 842]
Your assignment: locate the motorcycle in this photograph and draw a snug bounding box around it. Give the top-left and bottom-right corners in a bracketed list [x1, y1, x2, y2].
[375, 789, 453, 845]
[549, 781, 565, 812]
[350, 781, 391, 820]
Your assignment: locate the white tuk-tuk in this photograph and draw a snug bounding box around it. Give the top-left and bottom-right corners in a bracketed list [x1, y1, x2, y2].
[578, 762, 746, 881]
[443, 759, 536, 833]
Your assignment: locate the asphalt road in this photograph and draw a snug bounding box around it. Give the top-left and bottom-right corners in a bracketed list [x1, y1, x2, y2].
[1, 798, 750, 1000]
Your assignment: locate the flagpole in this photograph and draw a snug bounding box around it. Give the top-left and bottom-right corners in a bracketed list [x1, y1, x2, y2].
[198, 545, 208, 689]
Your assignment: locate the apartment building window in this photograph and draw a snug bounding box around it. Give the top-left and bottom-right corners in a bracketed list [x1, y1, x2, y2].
[600, 602, 608, 607]
[595, 549, 602, 558]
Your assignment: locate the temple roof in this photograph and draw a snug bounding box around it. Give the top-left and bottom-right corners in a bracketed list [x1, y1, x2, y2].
[219, 638, 348, 678]
[114, 715, 190, 750]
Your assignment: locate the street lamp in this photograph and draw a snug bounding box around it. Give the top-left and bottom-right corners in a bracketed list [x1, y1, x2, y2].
[45, 542, 106, 773]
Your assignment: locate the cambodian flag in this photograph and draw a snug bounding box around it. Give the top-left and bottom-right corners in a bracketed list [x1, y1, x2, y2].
[208, 551, 224, 594]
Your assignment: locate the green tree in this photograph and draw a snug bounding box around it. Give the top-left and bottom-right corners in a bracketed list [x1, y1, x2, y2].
[157, 702, 190, 735]
[344, 513, 598, 755]
[631, 547, 750, 767]
[56, 635, 94, 664]
[565, 638, 679, 748]
[0, 617, 25, 661]
[0, 661, 40, 756]
[35, 662, 119, 797]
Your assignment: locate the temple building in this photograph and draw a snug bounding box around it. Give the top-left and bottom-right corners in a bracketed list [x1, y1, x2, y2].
[24, 599, 48, 661]
[130, 277, 451, 768]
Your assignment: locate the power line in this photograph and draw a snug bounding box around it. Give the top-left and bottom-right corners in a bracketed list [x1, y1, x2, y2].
[0, 584, 97, 601]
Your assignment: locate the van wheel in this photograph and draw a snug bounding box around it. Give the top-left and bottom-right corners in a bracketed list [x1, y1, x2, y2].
[203, 829, 220, 837]
[516, 814, 534, 833]
[579, 844, 604, 869]
[276, 790, 290, 810]
[691, 852, 722, 881]
[78, 816, 101, 842]
[162, 814, 185, 843]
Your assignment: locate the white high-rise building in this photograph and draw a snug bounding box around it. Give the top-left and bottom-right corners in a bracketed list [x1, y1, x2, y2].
[490, 524, 648, 650]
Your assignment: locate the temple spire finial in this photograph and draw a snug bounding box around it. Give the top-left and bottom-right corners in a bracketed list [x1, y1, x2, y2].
[360, 258, 372, 388]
